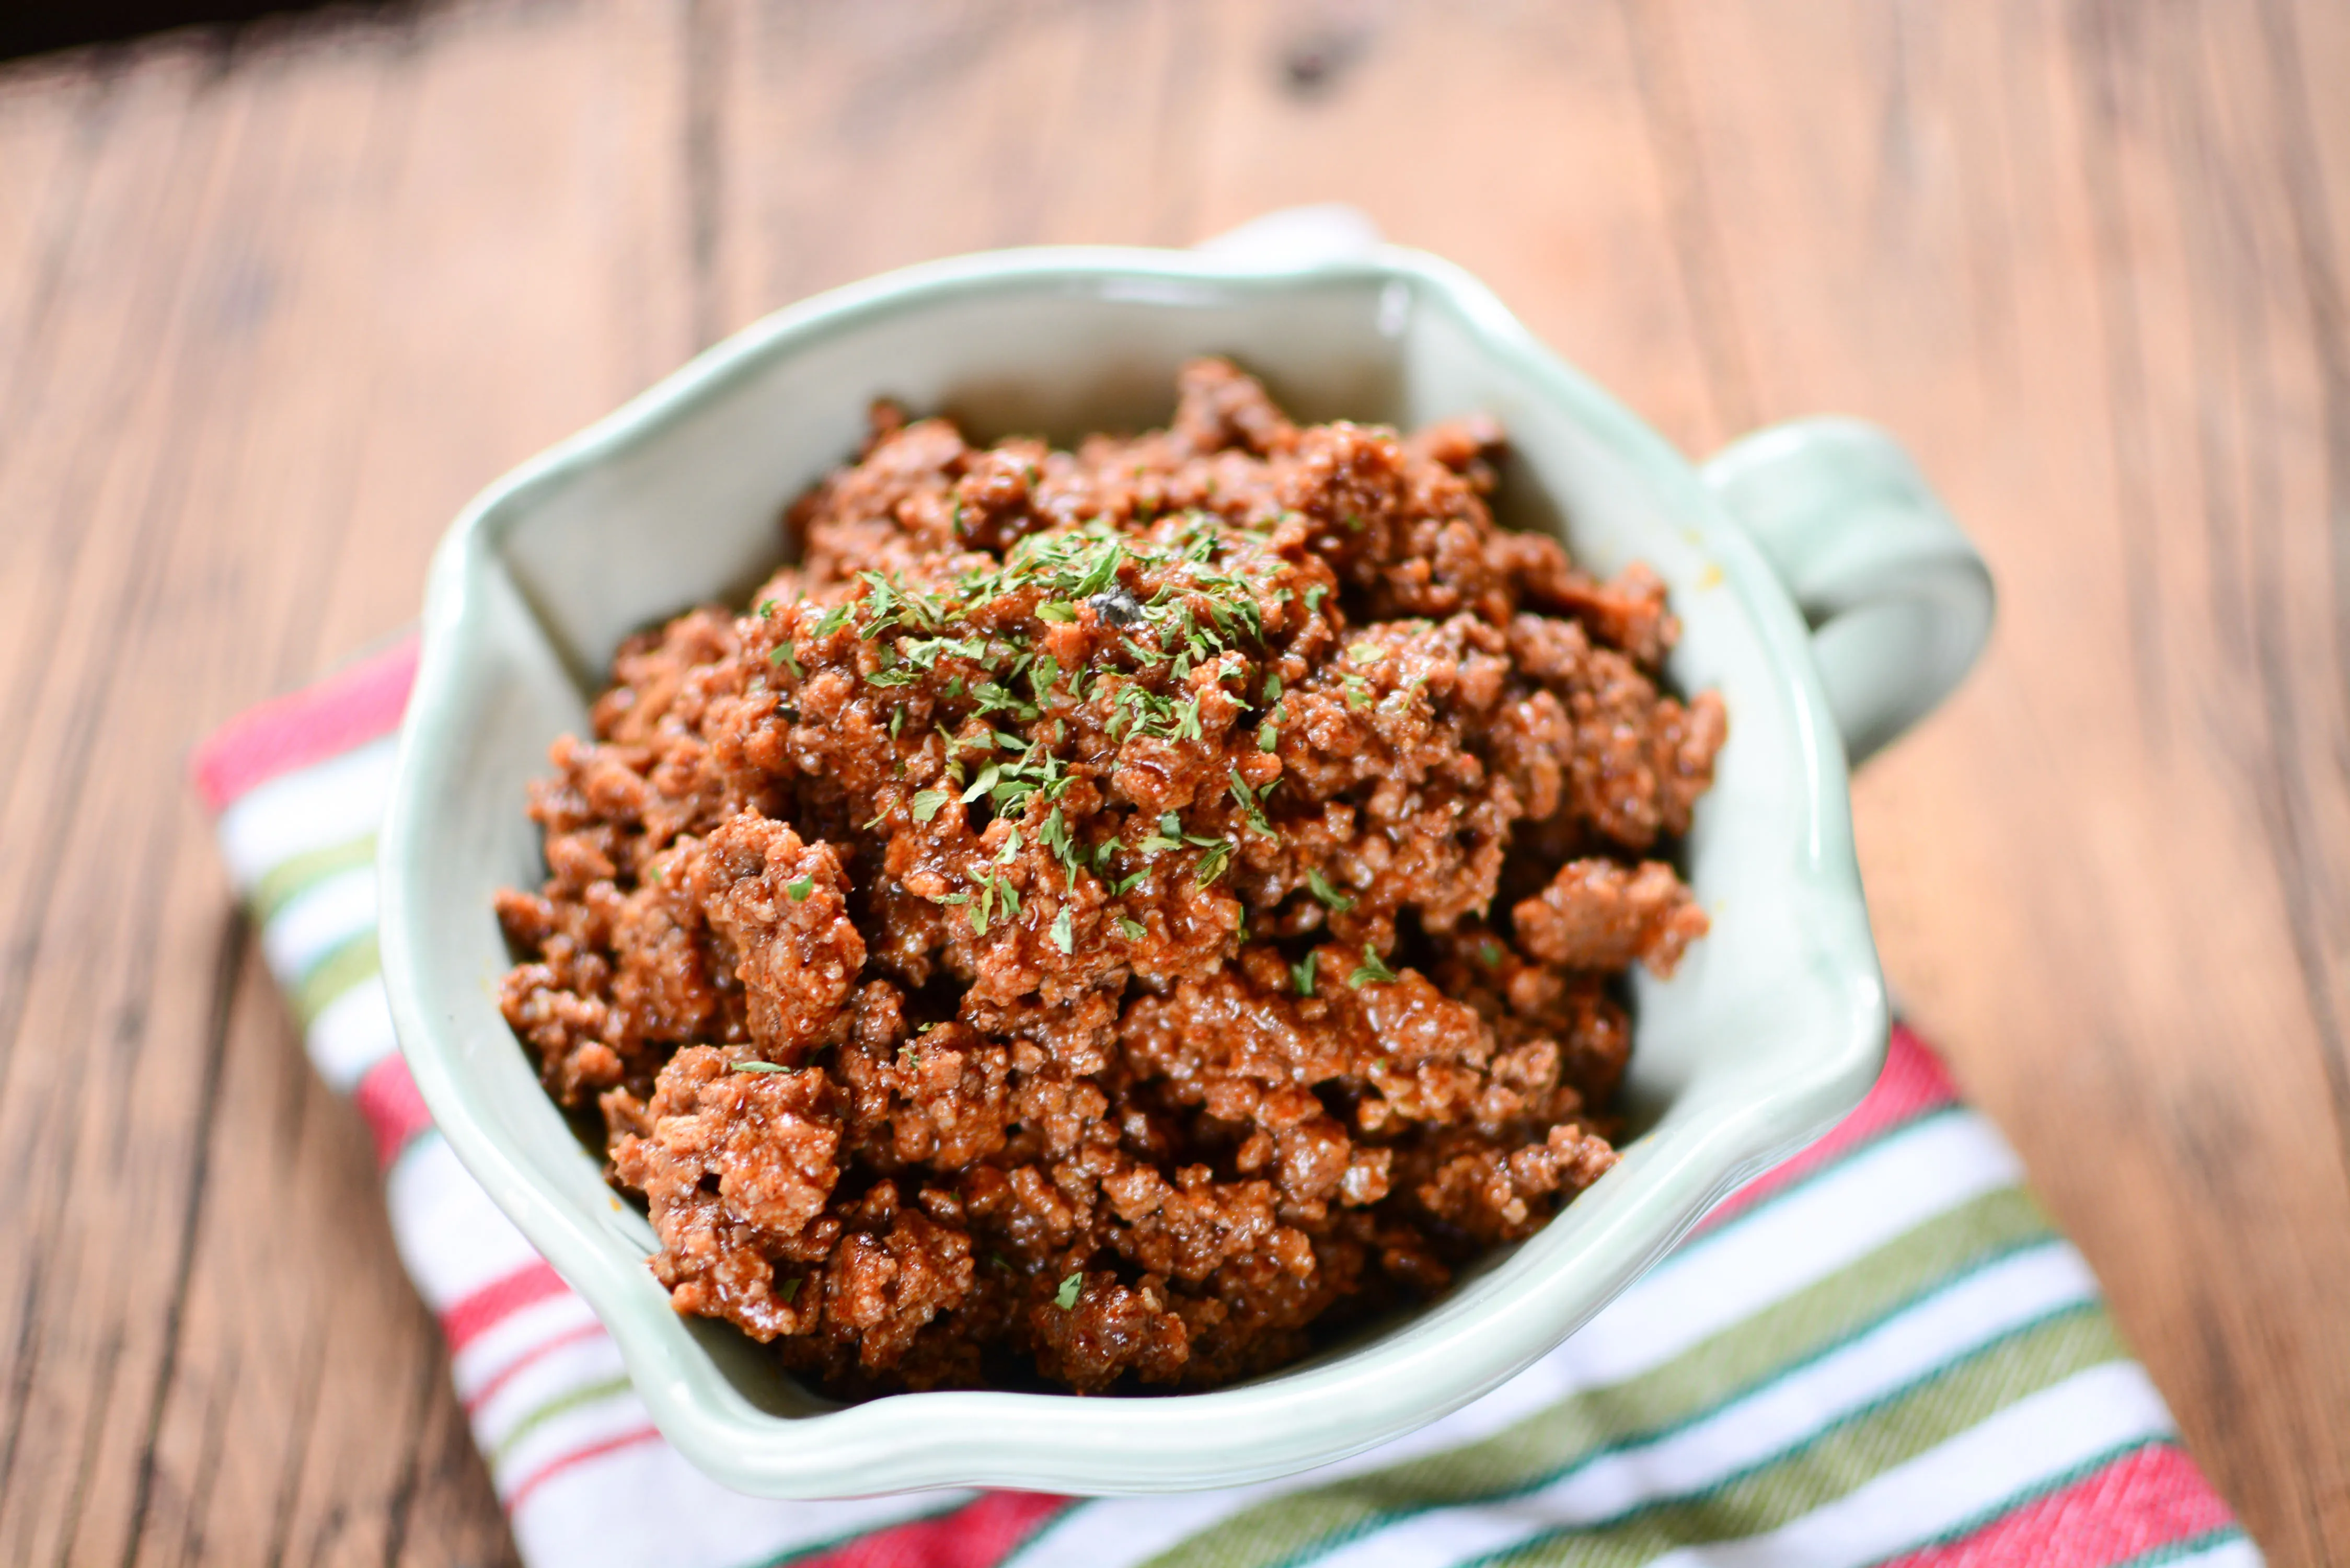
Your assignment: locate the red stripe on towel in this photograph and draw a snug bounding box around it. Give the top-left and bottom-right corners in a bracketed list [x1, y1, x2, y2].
[500, 1424, 664, 1514]
[1874, 1442, 2235, 1568]
[190, 635, 419, 812]
[353, 1053, 434, 1171]
[1698, 1023, 1960, 1234]
[794, 1492, 1073, 1568]
[465, 1320, 613, 1416]
[443, 1260, 571, 1356]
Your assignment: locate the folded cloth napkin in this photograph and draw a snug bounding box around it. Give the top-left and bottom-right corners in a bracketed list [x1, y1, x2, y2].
[190, 634, 2260, 1568]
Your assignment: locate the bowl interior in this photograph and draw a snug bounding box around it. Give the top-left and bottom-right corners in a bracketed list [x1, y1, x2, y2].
[389, 248, 1884, 1492]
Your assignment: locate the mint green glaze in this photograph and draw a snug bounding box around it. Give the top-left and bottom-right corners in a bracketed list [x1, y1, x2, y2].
[1702, 420, 1994, 767]
[378, 243, 1989, 1498]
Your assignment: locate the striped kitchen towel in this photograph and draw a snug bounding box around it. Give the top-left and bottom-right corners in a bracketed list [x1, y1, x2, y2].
[193, 633, 2260, 1568]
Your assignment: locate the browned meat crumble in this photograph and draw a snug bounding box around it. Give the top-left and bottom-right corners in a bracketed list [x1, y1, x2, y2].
[494, 360, 1726, 1397]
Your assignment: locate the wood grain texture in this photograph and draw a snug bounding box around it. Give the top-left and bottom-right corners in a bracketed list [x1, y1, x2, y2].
[0, 0, 2342, 1561]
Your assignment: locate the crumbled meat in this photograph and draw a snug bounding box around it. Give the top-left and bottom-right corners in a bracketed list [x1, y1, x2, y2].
[1513, 858, 1709, 977]
[496, 361, 1725, 1396]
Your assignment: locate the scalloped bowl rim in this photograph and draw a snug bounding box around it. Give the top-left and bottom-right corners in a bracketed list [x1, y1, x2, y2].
[378, 242, 1887, 1498]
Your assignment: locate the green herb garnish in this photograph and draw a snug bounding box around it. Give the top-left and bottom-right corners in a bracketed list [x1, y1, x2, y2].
[1228, 770, 1273, 836]
[1347, 944, 1400, 988]
[1306, 869, 1355, 913]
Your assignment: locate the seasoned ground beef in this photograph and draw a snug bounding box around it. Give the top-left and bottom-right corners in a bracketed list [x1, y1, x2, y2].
[495, 361, 1726, 1397]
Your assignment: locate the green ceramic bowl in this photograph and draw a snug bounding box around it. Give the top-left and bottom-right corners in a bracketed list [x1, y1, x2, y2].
[379, 238, 1991, 1498]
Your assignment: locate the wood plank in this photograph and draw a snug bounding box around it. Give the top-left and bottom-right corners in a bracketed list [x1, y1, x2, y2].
[708, 0, 1721, 449]
[0, 47, 259, 1563]
[131, 939, 517, 1568]
[1652, 0, 2350, 1558]
[1, 0, 2345, 1560]
[0, 31, 496, 1563]
[0, 0, 694, 1560]
[301, 0, 700, 660]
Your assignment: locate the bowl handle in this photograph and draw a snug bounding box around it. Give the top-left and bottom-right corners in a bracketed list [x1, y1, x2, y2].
[1699, 418, 1995, 767]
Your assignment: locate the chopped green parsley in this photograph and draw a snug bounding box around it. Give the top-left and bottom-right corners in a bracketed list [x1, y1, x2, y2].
[1306, 868, 1355, 913]
[1347, 944, 1400, 989]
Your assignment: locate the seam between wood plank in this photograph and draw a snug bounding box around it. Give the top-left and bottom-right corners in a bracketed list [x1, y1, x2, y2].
[685, 0, 729, 351]
[1145, 0, 1204, 247]
[377, 1332, 452, 1568]
[2151, 18, 2349, 1550]
[2065, 0, 2171, 753]
[2163, 60, 2256, 684]
[0, 920, 119, 1543]
[116, 910, 245, 1568]
[2240, 346, 2350, 1568]
[170, 1344, 236, 1568]
[2241, 0, 2350, 1221]
[2256, 1, 2350, 780]
[0, 69, 128, 868]
[2243, 370, 2350, 1202]
[101, 799, 183, 1170]
[0, 71, 114, 435]
[260, 52, 421, 704]
[53, 1328, 124, 1568]
[261, 1318, 328, 1568]
[0, 1261, 48, 1538]
[0, 73, 248, 1089]
[0, 921, 108, 1546]
[1616, 0, 1758, 442]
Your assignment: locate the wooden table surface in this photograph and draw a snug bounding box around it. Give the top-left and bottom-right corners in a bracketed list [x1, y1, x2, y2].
[4, 1, 2347, 1562]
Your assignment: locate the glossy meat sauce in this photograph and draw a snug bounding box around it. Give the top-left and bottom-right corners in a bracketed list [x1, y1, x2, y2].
[494, 361, 1725, 1395]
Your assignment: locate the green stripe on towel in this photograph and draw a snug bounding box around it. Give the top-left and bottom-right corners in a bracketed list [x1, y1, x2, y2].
[293, 930, 379, 1027]
[248, 832, 377, 921]
[1479, 1305, 2123, 1568]
[1146, 1183, 2055, 1568]
[491, 1375, 638, 1468]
